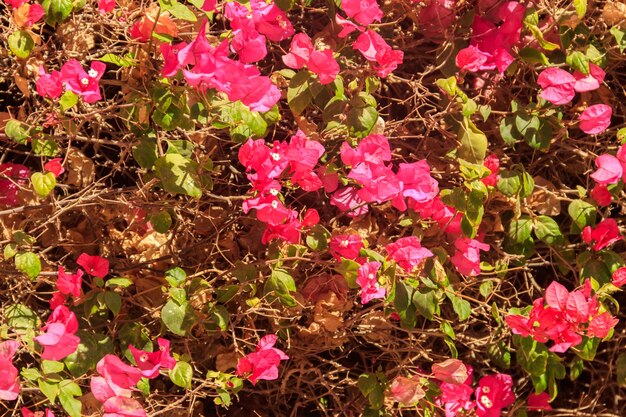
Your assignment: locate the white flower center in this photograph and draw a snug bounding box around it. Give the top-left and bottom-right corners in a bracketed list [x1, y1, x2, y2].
[480, 395, 493, 408]
[340, 239, 349, 247]
[80, 78, 89, 86]
[368, 273, 375, 280]
[269, 188, 279, 196]
[88, 68, 99, 78]
[271, 201, 279, 209]
[482, 387, 490, 393]
[140, 354, 149, 362]
[270, 152, 281, 161]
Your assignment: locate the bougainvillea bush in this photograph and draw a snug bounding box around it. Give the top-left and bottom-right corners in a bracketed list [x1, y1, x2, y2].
[2, 0, 626, 415]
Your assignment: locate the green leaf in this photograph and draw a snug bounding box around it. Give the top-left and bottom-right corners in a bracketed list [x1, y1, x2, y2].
[15, 251, 41, 280]
[132, 137, 158, 169]
[104, 291, 122, 315]
[105, 277, 134, 288]
[8, 30, 35, 59]
[21, 368, 42, 381]
[5, 119, 31, 144]
[98, 53, 137, 67]
[568, 199, 596, 230]
[287, 70, 312, 115]
[574, 0, 586, 18]
[449, 293, 471, 321]
[358, 373, 377, 396]
[42, 0, 73, 25]
[31, 172, 56, 197]
[526, 24, 560, 51]
[42, 360, 65, 375]
[457, 117, 487, 164]
[64, 331, 113, 377]
[479, 281, 494, 298]
[534, 215, 563, 245]
[499, 116, 522, 145]
[6, 303, 40, 333]
[161, 299, 197, 336]
[59, 91, 79, 112]
[570, 357, 584, 381]
[519, 47, 549, 65]
[32, 138, 59, 157]
[4, 243, 18, 259]
[59, 380, 82, 417]
[497, 169, 522, 196]
[610, 26, 626, 53]
[208, 304, 229, 331]
[169, 361, 193, 389]
[38, 378, 59, 403]
[508, 216, 533, 243]
[150, 210, 172, 233]
[412, 288, 438, 320]
[165, 267, 187, 287]
[154, 154, 202, 198]
[166, 140, 195, 158]
[264, 268, 297, 307]
[167, 1, 197, 21]
[566, 51, 589, 74]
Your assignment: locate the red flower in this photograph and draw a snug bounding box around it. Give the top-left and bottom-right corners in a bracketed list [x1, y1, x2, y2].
[612, 267, 626, 287]
[527, 391, 552, 410]
[35, 306, 80, 360]
[0, 163, 30, 207]
[60, 59, 106, 103]
[352, 30, 404, 77]
[77, 253, 110, 277]
[329, 234, 364, 260]
[340, 0, 382, 26]
[44, 158, 64, 178]
[474, 374, 515, 417]
[356, 261, 386, 304]
[36, 66, 63, 100]
[385, 236, 433, 273]
[128, 338, 177, 379]
[581, 218, 622, 251]
[57, 266, 84, 298]
[236, 335, 289, 385]
[591, 184, 613, 206]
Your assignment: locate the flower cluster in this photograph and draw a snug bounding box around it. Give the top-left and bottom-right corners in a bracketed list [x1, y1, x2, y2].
[0, 340, 20, 401]
[51, 253, 110, 308]
[581, 218, 622, 252]
[236, 335, 289, 385]
[239, 130, 325, 243]
[34, 305, 80, 361]
[283, 33, 340, 84]
[36, 59, 106, 103]
[455, 1, 525, 73]
[4, 0, 45, 28]
[506, 280, 618, 352]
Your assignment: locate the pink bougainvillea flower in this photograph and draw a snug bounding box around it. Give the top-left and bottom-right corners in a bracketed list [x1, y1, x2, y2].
[249, 0, 294, 42]
[200, 0, 216, 11]
[282, 33, 313, 69]
[482, 154, 500, 187]
[0, 163, 30, 207]
[340, 134, 391, 166]
[98, 0, 115, 14]
[243, 194, 296, 226]
[353, 29, 404, 77]
[103, 396, 147, 417]
[231, 29, 268, 63]
[418, 0, 456, 41]
[36, 66, 63, 100]
[76, 253, 110, 277]
[330, 186, 369, 217]
[0, 340, 20, 401]
[129, 8, 178, 42]
[341, 0, 383, 26]
[301, 208, 319, 228]
[437, 365, 475, 417]
[4, 0, 27, 7]
[455, 45, 494, 72]
[537, 67, 576, 105]
[35, 321, 80, 360]
[56, 266, 84, 298]
[49, 292, 66, 309]
[236, 334, 289, 385]
[612, 266, 626, 287]
[582, 218, 621, 251]
[579, 104, 612, 135]
[21, 408, 55, 417]
[385, 236, 434, 273]
[591, 184, 612, 207]
[451, 237, 489, 276]
[527, 392, 552, 410]
[335, 14, 364, 38]
[97, 355, 143, 394]
[388, 376, 425, 405]
[44, 158, 64, 178]
[128, 338, 176, 379]
[474, 374, 515, 417]
[587, 312, 619, 338]
[329, 234, 364, 260]
[283, 33, 339, 84]
[356, 261, 386, 304]
[432, 359, 468, 385]
[393, 160, 439, 210]
[60, 59, 106, 103]
[591, 154, 622, 185]
[573, 63, 605, 92]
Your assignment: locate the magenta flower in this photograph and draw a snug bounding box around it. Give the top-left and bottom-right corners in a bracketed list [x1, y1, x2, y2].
[582, 218, 622, 251]
[537, 67, 576, 105]
[0, 340, 20, 401]
[56, 266, 84, 298]
[612, 266, 626, 287]
[591, 184, 612, 207]
[341, 0, 382, 26]
[385, 236, 433, 273]
[128, 338, 177, 379]
[579, 104, 612, 135]
[98, 0, 115, 13]
[450, 237, 489, 276]
[591, 154, 622, 185]
[236, 334, 289, 385]
[0, 163, 30, 207]
[329, 234, 364, 260]
[481, 154, 500, 187]
[35, 319, 80, 360]
[60, 59, 106, 103]
[353, 29, 404, 77]
[76, 252, 110, 278]
[21, 407, 55, 417]
[36, 66, 63, 99]
[44, 158, 64, 178]
[573, 63, 605, 92]
[356, 261, 386, 304]
[527, 392, 552, 410]
[96, 355, 143, 396]
[474, 374, 515, 417]
[456, 45, 493, 72]
[330, 186, 369, 217]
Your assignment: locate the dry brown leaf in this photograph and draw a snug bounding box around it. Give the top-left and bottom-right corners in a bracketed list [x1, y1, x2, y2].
[57, 21, 95, 56]
[358, 310, 392, 343]
[602, 1, 626, 27]
[529, 176, 561, 216]
[66, 147, 95, 187]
